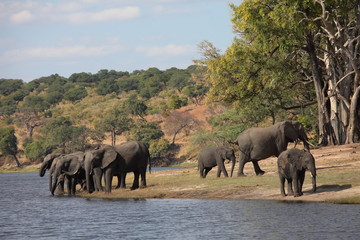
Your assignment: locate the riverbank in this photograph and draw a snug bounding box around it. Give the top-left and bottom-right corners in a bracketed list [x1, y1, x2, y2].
[2, 143, 359, 204]
[78, 143, 360, 204]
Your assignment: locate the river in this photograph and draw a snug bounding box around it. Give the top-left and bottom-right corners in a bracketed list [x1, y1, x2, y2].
[0, 172, 359, 239]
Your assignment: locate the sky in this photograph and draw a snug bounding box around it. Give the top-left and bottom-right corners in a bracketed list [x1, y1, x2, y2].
[0, 0, 242, 82]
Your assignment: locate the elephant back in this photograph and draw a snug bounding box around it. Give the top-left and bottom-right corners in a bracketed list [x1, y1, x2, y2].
[114, 141, 149, 171]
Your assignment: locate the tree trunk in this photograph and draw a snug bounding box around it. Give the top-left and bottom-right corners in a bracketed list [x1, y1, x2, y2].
[306, 34, 336, 145]
[346, 86, 360, 143]
[12, 154, 21, 167]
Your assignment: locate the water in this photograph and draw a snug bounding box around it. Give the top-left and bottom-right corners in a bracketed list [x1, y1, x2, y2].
[1, 172, 359, 240]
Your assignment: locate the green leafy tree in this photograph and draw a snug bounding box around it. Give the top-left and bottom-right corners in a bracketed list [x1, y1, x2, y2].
[123, 94, 148, 119]
[0, 98, 17, 117]
[97, 106, 133, 146]
[63, 87, 88, 102]
[0, 79, 24, 96]
[24, 138, 46, 162]
[96, 78, 120, 95]
[0, 127, 21, 167]
[41, 117, 91, 153]
[129, 120, 164, 146]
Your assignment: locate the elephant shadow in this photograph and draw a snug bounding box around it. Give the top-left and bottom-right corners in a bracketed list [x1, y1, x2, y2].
[304, 184, 352, 194]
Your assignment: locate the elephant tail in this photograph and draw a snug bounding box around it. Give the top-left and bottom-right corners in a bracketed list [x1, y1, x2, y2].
[148, 154, 152, 174]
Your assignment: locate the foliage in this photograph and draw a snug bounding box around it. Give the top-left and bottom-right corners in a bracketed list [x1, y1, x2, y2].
[96, 78, 120, 95]
[0, 127, 20, 167]
[129, 120, 164, 146]
[149, 138, 171, 158]
[123, 94, 148, 118]
[63, 86, 88, 102]
[23, 138, 46, 162]
[96, 105, 133, 146]
[41, 117, 92, 153]
[0, 79, 24, 96]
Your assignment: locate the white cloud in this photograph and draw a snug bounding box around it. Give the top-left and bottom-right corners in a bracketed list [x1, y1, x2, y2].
[4, 45, 123, 62]
[67, 6, 141, 24]
[10, 10, 34, 24]
[136, 44, 195, 57]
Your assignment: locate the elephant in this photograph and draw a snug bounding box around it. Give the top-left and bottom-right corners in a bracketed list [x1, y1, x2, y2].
[84, 141, 151, 193]
[198, 147, 236, 178]
[49, 151, 85, 195]
[233, 121, 310, 176]
[277, 148, 317, 197]
[39, 153, 63, 192]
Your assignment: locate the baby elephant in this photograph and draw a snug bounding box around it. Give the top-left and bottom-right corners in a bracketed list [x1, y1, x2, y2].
[198, 147, 236, 178]
[277, 148, 317, 197]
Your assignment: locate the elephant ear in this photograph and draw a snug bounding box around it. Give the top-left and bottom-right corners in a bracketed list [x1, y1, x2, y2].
[283, 121, 298, 141]
[101, 147, 118, 169]
[64, 157, 81, 176]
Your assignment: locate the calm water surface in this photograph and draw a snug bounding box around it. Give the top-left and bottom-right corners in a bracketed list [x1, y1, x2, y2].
[0, 172, 359, 239]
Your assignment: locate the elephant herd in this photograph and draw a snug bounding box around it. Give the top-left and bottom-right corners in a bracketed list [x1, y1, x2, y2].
[39, 141, 151, 195]
[39, 121, 316, 198]
[198, 121, 317, 197]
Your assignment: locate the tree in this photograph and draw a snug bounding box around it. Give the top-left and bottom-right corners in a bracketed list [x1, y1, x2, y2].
[19, 96, 50, 137]
[163, 111, 198, 145]
[0, 127, 21, 167]
[41, 117, 92, 153]
[130, 120, 164, 146]
[63, 87, 88, 102]
[123, 94, 148, 119]
[97, 106, 133, 146]
[202, 0, 359, 145]
[96, 78, 119, 95]
[0, 79, 24, 96]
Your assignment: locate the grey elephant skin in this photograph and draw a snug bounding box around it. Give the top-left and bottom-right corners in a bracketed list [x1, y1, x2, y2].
[84, 141, 151, 193]
[49, 151, 86, 195]
[39, 153, 63, 192]
[234, 121, 310, 176]
[198, 147, 236, 178]
[277, 148, 316, 197]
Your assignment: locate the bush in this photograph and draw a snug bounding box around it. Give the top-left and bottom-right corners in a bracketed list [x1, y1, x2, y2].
[149, 138, 170, 158]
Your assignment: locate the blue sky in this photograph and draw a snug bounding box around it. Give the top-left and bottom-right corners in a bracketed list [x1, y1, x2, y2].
[0, 0, 242, 82]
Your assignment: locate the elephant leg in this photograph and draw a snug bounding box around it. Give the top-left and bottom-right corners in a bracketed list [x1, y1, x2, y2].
[218, 162, 228, 177]
[118, 173, 126, 189]
[115, 175, 121, 189]
[252, 161, 265, 176]
[279, 176, 287, 196]
[131, 171, 140, 190]
[140, 171, 146, 188]
[237, 152, 248, 176]
[199, 166, 205, 178]
[104, 169, 113, 193]
[293, 175, 300, 197]
[93, 168, 103, 192]
[287, 179, 294, 196]
[204, 168, 211, 178]
[299, 172, 305, 196]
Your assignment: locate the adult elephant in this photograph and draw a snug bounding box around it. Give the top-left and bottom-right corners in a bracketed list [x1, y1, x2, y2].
[50, 151, 85, 195]
[84, 141, 151, 193]
[198, 147, 236, 178]
[234, 121, 310, 176]
[277, 148, 316, 197]
[39, 153, 63, 192]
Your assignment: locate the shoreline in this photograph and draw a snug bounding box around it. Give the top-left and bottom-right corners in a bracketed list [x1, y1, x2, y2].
[2, 143, 360, 204]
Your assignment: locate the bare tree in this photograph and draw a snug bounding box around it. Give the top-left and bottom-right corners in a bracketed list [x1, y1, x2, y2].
[163, 111, 198, 145]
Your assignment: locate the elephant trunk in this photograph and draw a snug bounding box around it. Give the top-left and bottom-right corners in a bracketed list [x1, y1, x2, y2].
[39, 162, 48, 177]
[85, 160, 94, 194]
[230, 156, 236, 177]
[51, 173, 59, 196]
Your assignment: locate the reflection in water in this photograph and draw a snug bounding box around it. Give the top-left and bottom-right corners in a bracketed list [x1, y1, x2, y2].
[0, 172, 359, 239]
